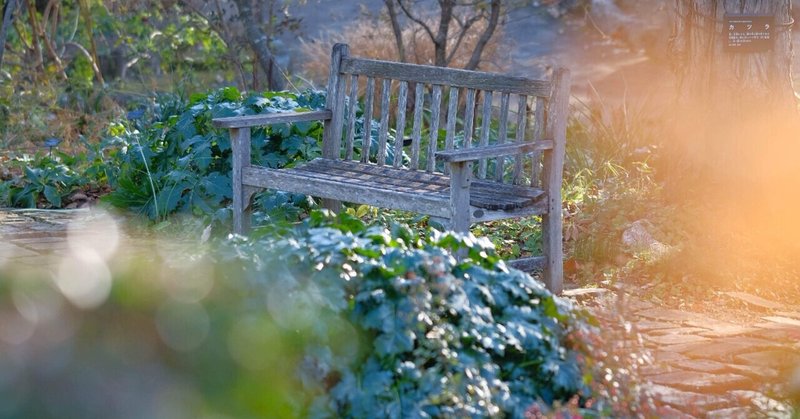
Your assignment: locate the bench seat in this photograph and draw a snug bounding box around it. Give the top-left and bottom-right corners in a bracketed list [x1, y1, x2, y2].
[243, 158, 547, 221]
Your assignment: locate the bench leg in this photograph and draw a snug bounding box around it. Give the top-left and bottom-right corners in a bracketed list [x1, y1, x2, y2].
[542, 204, 564, 295]
[322, 198, 342, 213]
[231, 127, 252, 235]
[449, 162, 471, 260]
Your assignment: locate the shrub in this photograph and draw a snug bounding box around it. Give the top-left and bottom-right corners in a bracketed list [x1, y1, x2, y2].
[220, 211, 647, 417]
[103, 88, 327, 221]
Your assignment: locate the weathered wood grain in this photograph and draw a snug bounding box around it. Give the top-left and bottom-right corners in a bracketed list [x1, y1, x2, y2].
[463, 88, 476, 149]
[393, 81, 408, 168]
[495, 93, 511, 182]
[345, 74, 359, 160]
[362, 77, 375, 163]
[513, 95, 528, 185]
[436, 140, 552, 162]
[212, 110, 332, 129]
[341, 58, 552, 97]
[410, 83, 425, 170]
[541, 68, 571, 294]
[230, 127, 251, 234]
[443, 87, 459, 175]
[531, 96, 546, 187]
[478, 90, 493, 179]
[377, 78, 391, 166]
[427, 85, 443, 173]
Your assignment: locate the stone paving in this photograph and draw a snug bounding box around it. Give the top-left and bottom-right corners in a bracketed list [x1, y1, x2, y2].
[567, 289, 800, 418]
[2, 209, 799, 417]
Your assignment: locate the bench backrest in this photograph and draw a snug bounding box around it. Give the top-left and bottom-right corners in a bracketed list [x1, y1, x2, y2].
[321, 43, 569, 187]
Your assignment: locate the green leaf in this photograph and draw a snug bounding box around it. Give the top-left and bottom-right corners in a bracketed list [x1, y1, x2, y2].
[43, 185, 61, 207]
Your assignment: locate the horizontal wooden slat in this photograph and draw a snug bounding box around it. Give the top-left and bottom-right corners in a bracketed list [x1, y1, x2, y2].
[470, 201, 548, 223]
[242, 159, 546, 212]
[298, 159, 536, 210]
[242, 166, 452, 218]
[341, 58, 552, 97]
[436, 140, 553, 162]
[212, 110, 332, 128]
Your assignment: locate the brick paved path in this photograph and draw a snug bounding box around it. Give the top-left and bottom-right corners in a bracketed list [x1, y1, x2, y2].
[2, 209, 799, 417]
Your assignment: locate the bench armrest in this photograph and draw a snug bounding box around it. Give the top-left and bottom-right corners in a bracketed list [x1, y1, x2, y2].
[212, 110, 333, 129]
[436, 140, 553, 163]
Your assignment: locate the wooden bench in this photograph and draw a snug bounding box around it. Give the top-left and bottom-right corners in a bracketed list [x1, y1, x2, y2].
[212, 44, 570, 293]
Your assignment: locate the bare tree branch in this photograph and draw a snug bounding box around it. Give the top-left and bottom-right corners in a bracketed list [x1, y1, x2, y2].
[383, 0, 405, 62]
[446, 12, 481, 64]
[397, 0, 436, 42]
[463, 0, 499, 70]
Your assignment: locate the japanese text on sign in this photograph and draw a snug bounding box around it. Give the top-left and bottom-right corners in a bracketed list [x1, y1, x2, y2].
[726, 15, 774, 52]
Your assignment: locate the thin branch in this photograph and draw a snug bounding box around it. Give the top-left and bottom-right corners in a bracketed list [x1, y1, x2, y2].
[383, 0, 405, 62]
[446, 12, 481, 64]
[397, 0, 436, 41]
[464, 0, 500, 70]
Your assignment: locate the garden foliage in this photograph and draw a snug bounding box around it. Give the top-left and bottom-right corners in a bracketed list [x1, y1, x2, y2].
[219, 211, 636, 417]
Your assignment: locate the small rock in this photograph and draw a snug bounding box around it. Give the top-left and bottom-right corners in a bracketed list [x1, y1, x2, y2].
[634, 320, 675, 332]
[734, 349, 800, 370]
[636, 308, 706, 323]
[70, 192, 89, 202]
[645, 383, 730, 410]
[673, 359, 729, 374]
[762, 316, 800, 328]
[650, 327, 709, 336]
[621, 219, 671, 257]
[729, 390, 793, 414]
[648, 371, 752, 393]
[727, 363, 781, 381]
[706, 407, 751, 419]
[722, 292, 785, 311]
[655, 405, 697, 418]
[644, 333, 710, 346]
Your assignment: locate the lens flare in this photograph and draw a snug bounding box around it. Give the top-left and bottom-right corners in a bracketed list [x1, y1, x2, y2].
[54, 247, 112, 310]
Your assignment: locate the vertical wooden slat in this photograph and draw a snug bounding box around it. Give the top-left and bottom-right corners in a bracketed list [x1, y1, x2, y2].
[443, 87, 459, 175]
[377, 78, 391, 166]
[393, 81, 408, 168]
[427, 85, 442, 173]
[531, 96, 546, 187]
[345, 74, 358, 160]
[478, 91, 492, 178]
[513, 95, 528, 185]
[361, 77, 375, 163]
[463, 88, 476, 149]
[410, 83, 425, 170]
[322, 43, 348, 160]
[494, 93, 510, 182]
[231, 127, 251, 235]
[541, 68, 571, 295]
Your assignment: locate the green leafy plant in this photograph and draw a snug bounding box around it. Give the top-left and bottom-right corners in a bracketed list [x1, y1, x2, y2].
[103, 88, 327, 221]
[218, 211, 649, 417]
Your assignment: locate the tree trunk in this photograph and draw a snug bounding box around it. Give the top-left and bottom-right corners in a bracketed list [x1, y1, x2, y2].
[669, 0, 797, 184]
[669, 0, 800, 254]
[232, 0, 283, 91]
[0, 0, 18, 71]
